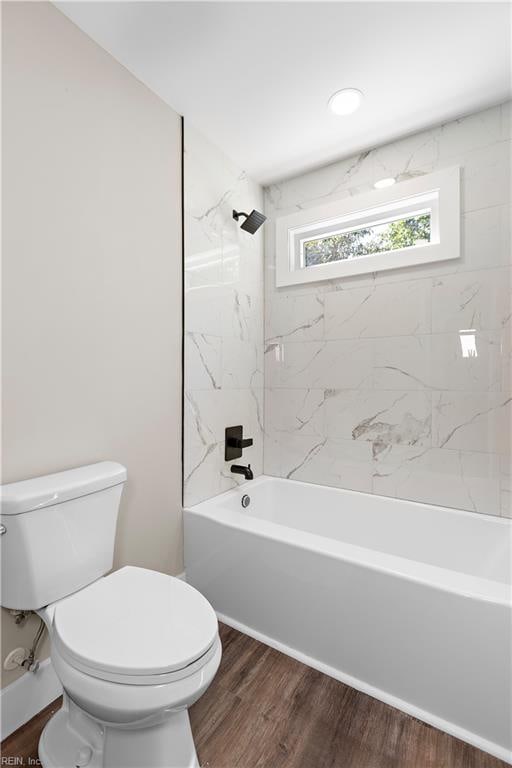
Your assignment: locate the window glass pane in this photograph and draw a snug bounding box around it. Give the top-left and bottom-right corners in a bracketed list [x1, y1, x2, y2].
[303, 212, 431, 267]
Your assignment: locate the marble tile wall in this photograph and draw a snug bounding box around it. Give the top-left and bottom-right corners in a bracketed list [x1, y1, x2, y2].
[184, 124, 264, 506]
[264, 103, 511, 517]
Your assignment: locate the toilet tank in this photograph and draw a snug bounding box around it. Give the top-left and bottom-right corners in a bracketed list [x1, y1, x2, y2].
[0, 462, 126, 610]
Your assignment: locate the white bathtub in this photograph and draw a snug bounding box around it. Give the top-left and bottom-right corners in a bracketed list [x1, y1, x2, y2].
[184, 475, 512, 762]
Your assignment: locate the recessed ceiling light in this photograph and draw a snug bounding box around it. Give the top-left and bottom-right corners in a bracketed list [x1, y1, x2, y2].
[374, 177, 396, 189]
[328, 88, 363, 116]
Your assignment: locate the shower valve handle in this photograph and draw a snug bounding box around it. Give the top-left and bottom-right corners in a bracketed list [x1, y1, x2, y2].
[225, 425, 253, 461]
[227, 437, 253, 449]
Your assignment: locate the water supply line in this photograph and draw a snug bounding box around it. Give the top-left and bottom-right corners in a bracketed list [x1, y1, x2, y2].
[22, 616, 46, 673]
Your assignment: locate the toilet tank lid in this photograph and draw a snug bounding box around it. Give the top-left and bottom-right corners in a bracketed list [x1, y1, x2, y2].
[0, 462, 127, 516]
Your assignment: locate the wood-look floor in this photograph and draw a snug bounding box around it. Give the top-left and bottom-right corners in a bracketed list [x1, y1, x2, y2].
[1, 623, 507, 768]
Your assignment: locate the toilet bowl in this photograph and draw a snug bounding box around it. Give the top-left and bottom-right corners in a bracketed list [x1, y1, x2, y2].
[0, 463, 221, 768]
[38, 566, 221, 768]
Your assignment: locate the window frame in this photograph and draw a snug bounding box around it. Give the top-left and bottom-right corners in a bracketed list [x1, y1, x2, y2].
[275, 166, 460, 287]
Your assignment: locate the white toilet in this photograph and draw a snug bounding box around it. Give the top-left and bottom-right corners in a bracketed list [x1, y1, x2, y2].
[0, 462, 221, 768]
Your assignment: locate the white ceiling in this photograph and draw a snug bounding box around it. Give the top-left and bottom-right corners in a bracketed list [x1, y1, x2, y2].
[56, 1, 511, 185]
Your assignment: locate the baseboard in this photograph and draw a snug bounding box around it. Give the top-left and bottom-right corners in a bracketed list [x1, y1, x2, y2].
[0, 658, 62, 741]
[217, 612, 512, 766]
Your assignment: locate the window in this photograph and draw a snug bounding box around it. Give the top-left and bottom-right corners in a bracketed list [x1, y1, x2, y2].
[275, 166, 460, 287]
[303, 211, 431, 266]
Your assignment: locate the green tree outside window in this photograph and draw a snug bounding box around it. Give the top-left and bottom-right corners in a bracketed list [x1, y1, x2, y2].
[304, 213, 430, 266]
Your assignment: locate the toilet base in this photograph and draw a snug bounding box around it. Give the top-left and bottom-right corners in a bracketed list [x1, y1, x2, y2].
[38, 695, 199, 768]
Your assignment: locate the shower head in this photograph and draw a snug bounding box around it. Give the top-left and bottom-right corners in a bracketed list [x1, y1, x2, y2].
[233, 209, 267, 235]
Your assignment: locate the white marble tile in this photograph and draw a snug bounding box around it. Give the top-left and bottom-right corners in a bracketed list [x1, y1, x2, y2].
[265, 292, 324, 343]
[265, 340, 375, 390]
[500, 455, 511, 518]
[437, 106, 502, 162]
[265, 388, 326, 437]
[264, 342, 312, 388]
[324, 280, 431, 339]
[185, 332, 221, 390]
[251, 387, 265, 438]
[374, 332, 503, 392]
[462, 205, 511, 271]
[185, 241, 224, 291]
[185, 132, 257, 250]
[265, 134, 439, 221]
[369, 441, 433, 479]
[505, 270, 512, 326]
[263, 430, 284, 477]
[325, 390, 431, 457]
[373, 331, 503, 394]
[222, 338, 262, 389]
[222, 287, 263, 343]
[323, 270, 380, 294]
[184, 387, 264, 507]
[292, 437, 374, 493]
[429, 331, 502, 391]
[265, 149, 375, 214]
[321, 340, 377, 389]
[431, 268, 510, 333]
[263, 103, 510, 516]
[184, 390, 218, 446]
[186, 388, 263, 445]
[266, 432, 373, 492]
[373, 335, 432, 390]
[223, 235, 265, 301]
[226, 388, 264, 445]
[264, 341, 323, 389]
[501, 323, 511, 393]
[185, 284, 223, 337]
[183, 391, 219, 506]
[502, 101, 512, 142]
[184, 441, 220, 507]
[184, 123, 264, 502]
[461, 140, 511, 214]
[373, 448, 501, 516]
[432, 391, 511, 453]
[332, 253, 457, 289]
[371, 127, 438, 182]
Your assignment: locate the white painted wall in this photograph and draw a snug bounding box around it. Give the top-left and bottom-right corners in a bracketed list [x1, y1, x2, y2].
[2, 1, 182, 688]
[264, 103, 511, 517]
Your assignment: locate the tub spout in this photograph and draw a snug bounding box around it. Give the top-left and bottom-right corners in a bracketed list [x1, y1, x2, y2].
[231, 464, 254, 480]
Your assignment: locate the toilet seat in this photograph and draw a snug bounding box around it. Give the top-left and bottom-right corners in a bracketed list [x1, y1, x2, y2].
[52, 566, 219, 686]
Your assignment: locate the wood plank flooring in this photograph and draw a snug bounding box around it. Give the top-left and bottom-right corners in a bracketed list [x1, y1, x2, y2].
[1, 623, 507, 768]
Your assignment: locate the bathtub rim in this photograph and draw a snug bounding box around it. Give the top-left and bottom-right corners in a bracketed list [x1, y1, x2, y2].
[184, 475, 511, 607]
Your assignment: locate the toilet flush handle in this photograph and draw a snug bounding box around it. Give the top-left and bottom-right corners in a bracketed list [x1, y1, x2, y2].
[0, 525, 6, 535]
